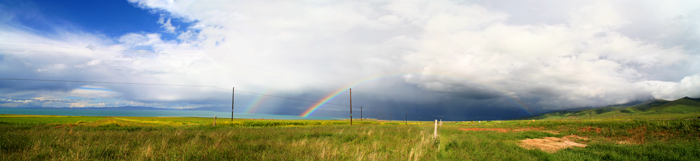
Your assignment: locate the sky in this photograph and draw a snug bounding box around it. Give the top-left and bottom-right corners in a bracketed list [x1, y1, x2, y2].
[1, 0, 699, 120]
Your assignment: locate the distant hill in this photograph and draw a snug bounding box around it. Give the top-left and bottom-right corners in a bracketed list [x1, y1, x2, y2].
[528, 97, 700, 120]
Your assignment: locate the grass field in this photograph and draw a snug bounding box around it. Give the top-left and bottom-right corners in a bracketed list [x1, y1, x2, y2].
[1, 114, 699, 160]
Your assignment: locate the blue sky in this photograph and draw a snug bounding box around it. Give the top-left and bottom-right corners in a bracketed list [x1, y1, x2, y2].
[1, 0, 699, 120]
[2, 0, 187, 40]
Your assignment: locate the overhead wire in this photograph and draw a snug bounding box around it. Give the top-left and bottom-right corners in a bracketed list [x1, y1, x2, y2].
[0, 42, 377, 100]
[0, 77, 225, 89]
[0, 41, 346, 90]
[0, 77, 410, 119]
[0, 41, 375, 107]
[232, 90, 355, 107]
[0, 36, 435, 119]
[0, 77, 357, 107]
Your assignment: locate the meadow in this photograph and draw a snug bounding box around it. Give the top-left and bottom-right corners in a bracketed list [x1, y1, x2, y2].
[1, 114, 699, 160]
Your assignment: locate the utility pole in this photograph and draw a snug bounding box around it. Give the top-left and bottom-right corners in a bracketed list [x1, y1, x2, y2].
[350, 88, 352, 126]
[405, 111, 407, 125]
[231, 87, 236, 121]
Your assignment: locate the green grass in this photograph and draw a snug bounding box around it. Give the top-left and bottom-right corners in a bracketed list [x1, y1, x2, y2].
[442, 120, 700, 160]
[1, 115, 699, 160]
[0, 116, 436, 160]
[0, 115, 104, 124]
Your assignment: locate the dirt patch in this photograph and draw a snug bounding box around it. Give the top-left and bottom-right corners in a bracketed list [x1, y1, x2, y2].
[613, 126, 648, 144]
[652, 131, 678, 141]
[459, 128, 509, 132]
[578, 127, 602, 133]
[512, 127, 545, 132]
[54, 124, 77, 128]
[542, 130, 560, 135]
[458, 127, 559, 134]
[519, 135, 588, 153]
[616, 140, 634, 144]
[628, 126, 647, 144]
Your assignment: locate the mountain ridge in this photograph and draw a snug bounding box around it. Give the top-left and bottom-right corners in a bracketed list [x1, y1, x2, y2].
[526, 97, 700, 120]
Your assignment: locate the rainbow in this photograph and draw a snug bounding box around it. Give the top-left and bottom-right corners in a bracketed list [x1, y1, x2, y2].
[244, 88, 275, 114]
[299, 72, 533, 117]
[244, 95, 269, 114]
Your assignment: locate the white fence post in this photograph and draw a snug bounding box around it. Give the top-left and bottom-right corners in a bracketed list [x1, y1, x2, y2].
[434, 119, 438, 139]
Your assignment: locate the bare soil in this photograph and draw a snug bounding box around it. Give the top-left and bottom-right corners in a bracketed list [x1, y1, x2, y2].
[459, 128, 509, 132]
[578, 126, 602, 133]
[458, 127, 559, 134]
[615, 126, 651, 144]
[519, 135, 588, 153]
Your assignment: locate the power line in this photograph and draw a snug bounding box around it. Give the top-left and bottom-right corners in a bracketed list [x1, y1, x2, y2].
[1, 46, 377, 97]
[0, 77, 225, 89]
[0, 77, 356, 107]
[0, 42, 346, 90]
[1, 51, 374, 99]
[233, 90, 353, 107]
[202, 54, 345, 90]
[0, 41, 375, 99]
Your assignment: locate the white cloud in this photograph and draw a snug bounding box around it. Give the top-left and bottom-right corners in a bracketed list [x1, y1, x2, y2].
[158, 16, 177, 33]
[74, 59, 102, 68]
[396, 1, 698, 109]
[118, 33, 163, 47]
[637, 74, 700, 100]
[0, 85, 213, 109]
[1, 0, 699, 114]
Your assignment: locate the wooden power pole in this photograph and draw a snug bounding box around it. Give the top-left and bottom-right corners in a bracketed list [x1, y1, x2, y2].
[350, 88, 352, 126]
[231, 87, 236, 121]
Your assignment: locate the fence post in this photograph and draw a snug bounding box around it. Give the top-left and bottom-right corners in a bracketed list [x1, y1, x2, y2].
[214, 115, 217, 126]
[434, 119, 438, 139]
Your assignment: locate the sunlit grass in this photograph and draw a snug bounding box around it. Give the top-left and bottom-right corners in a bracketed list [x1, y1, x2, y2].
[1, 114, 699, 160]
[0, 114, 104, 124]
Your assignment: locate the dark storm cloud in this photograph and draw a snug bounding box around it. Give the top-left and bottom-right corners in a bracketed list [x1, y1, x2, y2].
[1, 0, 699, 120]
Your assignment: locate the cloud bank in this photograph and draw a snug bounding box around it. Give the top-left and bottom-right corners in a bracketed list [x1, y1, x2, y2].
[1, 0, 699, 119]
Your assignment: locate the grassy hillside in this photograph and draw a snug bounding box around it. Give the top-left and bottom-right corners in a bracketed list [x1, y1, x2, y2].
[531, 97, 700, 120]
